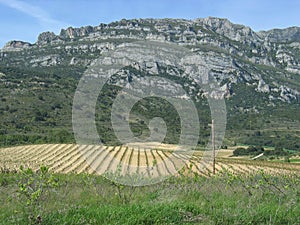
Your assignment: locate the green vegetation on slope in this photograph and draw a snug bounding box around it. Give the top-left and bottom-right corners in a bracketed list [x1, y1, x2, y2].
[0, 63, 299, 150]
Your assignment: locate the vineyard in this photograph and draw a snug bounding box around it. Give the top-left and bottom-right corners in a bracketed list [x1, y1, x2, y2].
[1, 144, 299, 177]
[1, 144, 300, 224]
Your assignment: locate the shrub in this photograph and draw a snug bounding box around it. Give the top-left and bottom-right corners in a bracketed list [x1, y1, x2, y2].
[233, 146, 264, 156]
[233, 147, 247, 156]
[17, 166, 58, 224]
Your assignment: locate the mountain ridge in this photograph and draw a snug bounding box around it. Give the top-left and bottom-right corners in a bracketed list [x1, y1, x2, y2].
[0, 17, 299, 150]
[2, 17, 300, 49]
[2, 17, 300, 75]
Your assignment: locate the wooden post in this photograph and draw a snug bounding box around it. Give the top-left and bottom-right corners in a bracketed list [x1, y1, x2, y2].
[212, 119, 216, 175]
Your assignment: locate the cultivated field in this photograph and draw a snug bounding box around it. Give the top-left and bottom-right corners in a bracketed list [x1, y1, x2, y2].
[0, 144, 299, 176]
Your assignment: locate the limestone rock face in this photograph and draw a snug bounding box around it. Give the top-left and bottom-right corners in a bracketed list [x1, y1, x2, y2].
[195, 17, 261, 43]
[259, 27, 300, 43]
[3, 40, 31, 51]
[1, 17, 299, 103]
[37, 32, 61, 45]
[59, 26, 94, 39]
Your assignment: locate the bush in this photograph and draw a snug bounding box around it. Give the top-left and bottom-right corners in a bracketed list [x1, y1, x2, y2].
[233, 146, 264, 156]
[17, 166, 59, 224]
[264, 148, 289, 157]
[233, 147, 247, 156]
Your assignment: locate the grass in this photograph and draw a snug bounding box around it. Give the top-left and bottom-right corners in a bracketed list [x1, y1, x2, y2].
[0, 168, 299, 225]
[289, 158, 300, 163]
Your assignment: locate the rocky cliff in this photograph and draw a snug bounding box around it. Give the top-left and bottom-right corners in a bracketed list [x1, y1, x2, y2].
[1, 17, 299, 103]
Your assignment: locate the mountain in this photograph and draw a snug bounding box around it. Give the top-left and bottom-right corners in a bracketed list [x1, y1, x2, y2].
[0, 17, 299, 150]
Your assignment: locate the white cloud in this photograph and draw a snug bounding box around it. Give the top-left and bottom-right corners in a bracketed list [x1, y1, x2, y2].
[0, 0, 69, 30]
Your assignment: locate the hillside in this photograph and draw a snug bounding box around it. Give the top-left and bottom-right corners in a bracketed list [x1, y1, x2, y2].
[0, 17, 299, 150]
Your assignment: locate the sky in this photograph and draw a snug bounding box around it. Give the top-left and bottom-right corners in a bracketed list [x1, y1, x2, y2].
[0, 0, 299, 48]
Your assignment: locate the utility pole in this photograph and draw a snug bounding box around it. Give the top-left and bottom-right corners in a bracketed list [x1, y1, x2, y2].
[212, 119, 216, 175]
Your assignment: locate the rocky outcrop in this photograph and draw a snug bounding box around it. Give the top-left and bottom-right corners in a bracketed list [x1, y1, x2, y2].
[37, 31, 61, 45]
[256, 79, 270, 93]
[30, 55, 61, 67]
[259, 27, 300, 43]
[2, 40, 31, 51]
[195, 17, 261, 43]
[59, 26, 94, 39]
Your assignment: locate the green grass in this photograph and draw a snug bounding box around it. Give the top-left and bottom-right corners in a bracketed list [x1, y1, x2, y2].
[0, 169, 299, 225]
[289, 158, 300, 163]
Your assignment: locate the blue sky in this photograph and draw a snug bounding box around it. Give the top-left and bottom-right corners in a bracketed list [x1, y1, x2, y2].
[0, 0, 299, 48]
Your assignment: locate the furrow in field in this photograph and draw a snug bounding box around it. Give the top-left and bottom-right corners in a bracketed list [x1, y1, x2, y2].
[12, 145, 45, 162]
[172, 152, 190, 171]
[84, 146, 108, 174]
[134, 147, 141, 174]
[75, 145, 105, 174]
[3, 145, 34, 159]
[38, 144, 75, 166]
[126, 147, 135, 174]
[44, 145, 76, 170]
[214, 162, 227, 173]
[188, 160, 210, 176]
[119, 147, 132, 175]
[49, 145, 80, 172]
[106, 146, 123, 173]
[11, 147, 47, 169]
[137, 148, 148, 167]
[234, 164, 254, 174]
[158, 151, 180, 175]
[148, 149, 162, 177]
[56, 145, 94, 173]
[20, 145, 50, 163]
[135, 149, 151, 177]
[218, 163, 239, 174]
[0, 146, 23, 158]
[155, 150, 174, 176]
[28, 144, 64, 164]
[88, 146, 114, 175]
